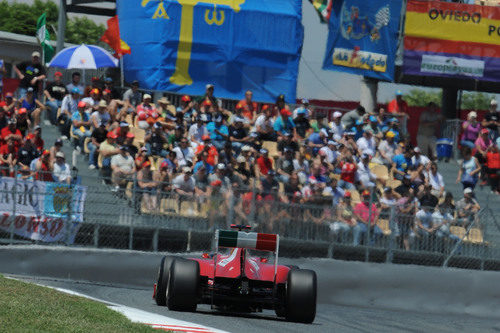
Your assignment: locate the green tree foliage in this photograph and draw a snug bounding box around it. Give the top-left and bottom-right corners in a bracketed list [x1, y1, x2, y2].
[404, 89, 442, 107]
[65, 16, 105, 45]
[0, 0, 58, 36]
[460, 91, 495, 111]
[0, 0, 105, 45]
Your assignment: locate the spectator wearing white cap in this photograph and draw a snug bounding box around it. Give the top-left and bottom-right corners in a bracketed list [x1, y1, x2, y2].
[319, 141, 339, 164]
[356, 128, 376, 156]
[52, 151, 72, 184]
[456, 187, 480, 227]
[293, 107, 311, 139]
[228, 116, 250, 153]
[202, 83, 218, 106]
[293, 98, 311, 119]
[254, 106, 276, 141]
[90, 100, 111, 130]
[329, 111, 344, 137]
[173, 166, 196, 197]
[111, 145, 136, 192]
[482, 99, 500, 140]
[355, 152, 377, 188]
[208, 163, 232, 192]
[135, 94, 157, 129]
[411, 146, 431, 171]
[188, 114, 209, 149]
[460, 111, 481, 149]
[14, 51, 46, 98]
[417, 102, 442, 159]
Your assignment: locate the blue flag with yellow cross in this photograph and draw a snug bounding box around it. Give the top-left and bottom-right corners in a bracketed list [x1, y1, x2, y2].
[117, 0, 304, 103]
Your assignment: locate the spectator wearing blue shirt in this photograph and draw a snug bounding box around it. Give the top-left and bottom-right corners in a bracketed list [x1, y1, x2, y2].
[71, 101, 91, 152]
[352, 118, 366, 140]
[392, 148, 413, 180]
[308, 128, 328, 154]
[206, 113, 229, 150]
[273, 109, 296, 139]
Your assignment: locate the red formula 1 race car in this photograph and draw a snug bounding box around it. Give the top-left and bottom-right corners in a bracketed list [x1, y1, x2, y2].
[153, 225, 317, 323]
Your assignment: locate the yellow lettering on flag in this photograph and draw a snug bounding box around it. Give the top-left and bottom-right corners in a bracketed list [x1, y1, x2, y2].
[153, 2, 170, 19]
[405, 11, 500, 46]
[142, 0, 246, 86]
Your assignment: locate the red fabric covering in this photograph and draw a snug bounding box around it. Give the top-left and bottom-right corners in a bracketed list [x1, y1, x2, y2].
[2, 78, 20, 99]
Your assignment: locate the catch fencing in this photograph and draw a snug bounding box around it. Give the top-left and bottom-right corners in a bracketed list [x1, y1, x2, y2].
[0, 167, 499, 270]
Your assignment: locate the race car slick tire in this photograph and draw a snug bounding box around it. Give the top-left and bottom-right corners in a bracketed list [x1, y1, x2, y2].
[285, 269, 317, 323]
[167, 259, 200, 312]
[155, 256, 176, 306]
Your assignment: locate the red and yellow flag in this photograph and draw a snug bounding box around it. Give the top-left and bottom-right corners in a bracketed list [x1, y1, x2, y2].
[100, 15, 131, 58]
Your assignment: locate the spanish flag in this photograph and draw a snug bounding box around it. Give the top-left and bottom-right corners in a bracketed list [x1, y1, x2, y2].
[100, 15, 131, 58]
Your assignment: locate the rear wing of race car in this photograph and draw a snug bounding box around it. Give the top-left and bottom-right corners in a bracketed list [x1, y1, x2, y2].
[214, 228, 280, 284]
[217, 230, 279, 253]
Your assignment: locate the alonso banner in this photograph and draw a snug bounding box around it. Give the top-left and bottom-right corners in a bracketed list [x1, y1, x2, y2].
[117, 0, 304, 103]
[404, 0, 500, 81]
[0, 178, 86, 243]
[322, 0, 403, 81]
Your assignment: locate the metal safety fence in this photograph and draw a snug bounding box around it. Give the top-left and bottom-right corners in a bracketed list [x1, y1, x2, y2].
[0, 167, 499, 271]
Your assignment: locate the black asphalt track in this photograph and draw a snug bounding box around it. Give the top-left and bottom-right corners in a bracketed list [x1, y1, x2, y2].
[3, 246, 500, 332]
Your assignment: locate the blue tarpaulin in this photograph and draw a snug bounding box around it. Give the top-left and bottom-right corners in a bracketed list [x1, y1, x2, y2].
[117, 0, 304, 103]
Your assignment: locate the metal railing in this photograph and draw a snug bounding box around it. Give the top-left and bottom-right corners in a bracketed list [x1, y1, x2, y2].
[0, 167, 497, 270]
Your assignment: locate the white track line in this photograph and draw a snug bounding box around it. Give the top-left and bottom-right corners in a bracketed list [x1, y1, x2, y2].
[6, 277, 229, 333]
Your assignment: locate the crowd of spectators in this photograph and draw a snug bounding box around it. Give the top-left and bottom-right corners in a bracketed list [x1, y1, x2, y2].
[0, 51, 486, 251]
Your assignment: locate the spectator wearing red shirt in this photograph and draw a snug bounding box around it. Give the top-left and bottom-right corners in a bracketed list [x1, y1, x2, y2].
[1, 119, 22, 147]
[35, 149, 53, 182]
[353, 190, 383, 245]
[194, 135, 218, 166]
[114, 122, 130, 145]
[339, 156, 356, 190]
[32, 125, 44, 152]
[256, 148, 273, 177]
[237, 90, 258, 124]
[0, 138, 18, 174]
[387, 90, 409, 136]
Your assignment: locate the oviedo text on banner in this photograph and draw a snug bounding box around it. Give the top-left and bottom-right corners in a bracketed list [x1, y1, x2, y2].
[0, 178, 86, 243]
[117, 0, 304, 103]
[404, 0, 500, 81]
[322, 0, 403, 81]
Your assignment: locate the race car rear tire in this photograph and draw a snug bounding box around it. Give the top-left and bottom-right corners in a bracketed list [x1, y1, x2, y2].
[155, 256, 176, 306]
[167, 259, 200, 312]
[285, 269, 317, 323]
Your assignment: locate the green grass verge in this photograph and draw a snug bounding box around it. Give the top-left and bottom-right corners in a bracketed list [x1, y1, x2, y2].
[0, 274, 156, 333]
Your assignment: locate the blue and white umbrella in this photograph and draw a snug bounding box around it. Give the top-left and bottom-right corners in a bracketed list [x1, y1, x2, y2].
[48, 44, 118, 69]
